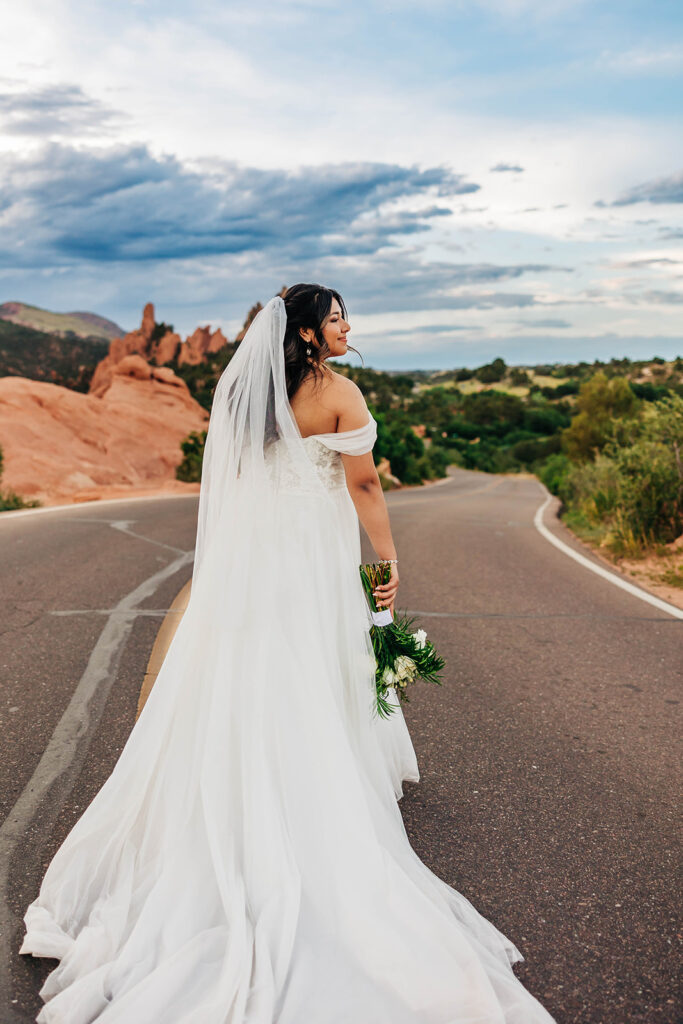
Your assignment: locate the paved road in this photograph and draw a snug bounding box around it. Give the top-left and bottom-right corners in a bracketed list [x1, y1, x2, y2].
[1, 472, 680, 1023]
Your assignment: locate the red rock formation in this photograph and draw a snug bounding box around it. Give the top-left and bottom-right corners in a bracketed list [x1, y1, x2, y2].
[152, 329, 181, 366]
[177, 326, 230, 365]
[178, 326, 212, 366]
[207, 328, 228, 354]
[89, 302, 158, 396]
[0, 362, 208, 506]
[89, 303, 230, 392]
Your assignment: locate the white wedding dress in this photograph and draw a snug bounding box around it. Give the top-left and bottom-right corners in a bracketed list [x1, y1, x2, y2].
[20, 298, 557, 1023]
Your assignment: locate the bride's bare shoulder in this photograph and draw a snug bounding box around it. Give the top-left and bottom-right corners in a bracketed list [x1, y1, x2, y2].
[325, 371, 370, 430]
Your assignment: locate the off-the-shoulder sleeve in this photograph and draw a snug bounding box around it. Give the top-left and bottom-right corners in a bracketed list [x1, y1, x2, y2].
[313, 414, 377, 456]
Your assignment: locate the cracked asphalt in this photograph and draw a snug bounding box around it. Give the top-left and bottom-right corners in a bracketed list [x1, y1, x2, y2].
[0, 471, 680, 1023]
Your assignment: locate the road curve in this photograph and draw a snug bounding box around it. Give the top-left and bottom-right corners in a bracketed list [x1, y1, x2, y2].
[1, 472, 680, 1023]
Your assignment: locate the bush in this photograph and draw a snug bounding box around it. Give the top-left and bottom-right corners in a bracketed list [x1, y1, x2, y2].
[509, 367, 531, 387]
[538, 453, 572, 499]
[523, 405, 570, 434]
[554, 380, 580, 398]
[424, 444, 451, 478]
[629, 381, 669, 402]
[176, 431, 207, 482]
[462, 390, 525, 429]
[609, 440, 682, 549]
[510, 435, 561, 465]
[0, 446, 40, 511]
[550, 394, 683, 553]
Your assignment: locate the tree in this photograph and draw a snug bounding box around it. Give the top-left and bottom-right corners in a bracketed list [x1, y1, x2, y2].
[562, 372, 640, 462]
[476, 357, 506, 384]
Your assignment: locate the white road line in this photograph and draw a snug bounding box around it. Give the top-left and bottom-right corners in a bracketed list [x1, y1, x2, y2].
[534, 489, 683, 621]
[0, 549, 193, 1007]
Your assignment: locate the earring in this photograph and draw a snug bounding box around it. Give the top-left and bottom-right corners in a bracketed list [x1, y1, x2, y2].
[306, 345, 312, 357]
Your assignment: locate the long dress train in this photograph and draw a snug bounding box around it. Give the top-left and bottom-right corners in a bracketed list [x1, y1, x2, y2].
[20, 410, 557, 1023]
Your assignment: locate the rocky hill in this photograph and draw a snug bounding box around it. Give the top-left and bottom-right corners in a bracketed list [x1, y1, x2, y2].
[0, 302, 124, 341]
[0, 356, 208, 506]
[0, 319, 109, 391]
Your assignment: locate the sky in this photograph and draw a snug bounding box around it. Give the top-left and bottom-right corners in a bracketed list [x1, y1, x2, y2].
[1, 0, 682, 370]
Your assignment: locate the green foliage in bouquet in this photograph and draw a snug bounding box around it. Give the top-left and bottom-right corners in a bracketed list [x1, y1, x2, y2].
[359, 562, 445, 719]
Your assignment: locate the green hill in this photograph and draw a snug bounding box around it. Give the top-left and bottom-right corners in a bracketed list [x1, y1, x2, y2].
[0, 301, 124, 342]
[0, 319, 109, 391]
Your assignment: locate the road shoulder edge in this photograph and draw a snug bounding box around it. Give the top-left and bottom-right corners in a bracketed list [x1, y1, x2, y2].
[535, 488, 683, 621]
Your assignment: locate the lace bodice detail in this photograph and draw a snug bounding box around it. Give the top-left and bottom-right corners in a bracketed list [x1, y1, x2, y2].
[264, 414, 377, 493]
[300, 438, 346, 490]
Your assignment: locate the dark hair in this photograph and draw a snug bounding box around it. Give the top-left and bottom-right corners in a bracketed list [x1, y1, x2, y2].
[280, 283, 363, 400]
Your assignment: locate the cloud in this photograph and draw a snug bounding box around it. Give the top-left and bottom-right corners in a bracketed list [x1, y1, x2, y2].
[0, 83, 121, 137]
[596, 45, 683, 76]
[614, 256, 682, 269]
[519, 317, 572, 327]
[610, 170, 683, 206]
[306, 249, 571, 313]
[0, 142, 480, 265]
[490, 162, 525, 173]
[633, 290, 683, 305]
[380, 324, 474, 337]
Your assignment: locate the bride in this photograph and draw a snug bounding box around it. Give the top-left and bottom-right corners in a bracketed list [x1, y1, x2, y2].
[20, 284, 557, 1023]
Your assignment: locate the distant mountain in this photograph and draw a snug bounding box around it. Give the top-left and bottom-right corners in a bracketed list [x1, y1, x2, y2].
[0, 302, 125, 342]
[0, 319, 109, 391]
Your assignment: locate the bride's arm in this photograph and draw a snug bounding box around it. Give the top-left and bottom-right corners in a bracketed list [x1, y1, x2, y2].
[334, 378, 400, 611]
[343, 454, 400, 612]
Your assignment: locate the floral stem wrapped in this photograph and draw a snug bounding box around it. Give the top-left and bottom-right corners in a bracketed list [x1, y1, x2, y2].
[359, 561, 446, 719]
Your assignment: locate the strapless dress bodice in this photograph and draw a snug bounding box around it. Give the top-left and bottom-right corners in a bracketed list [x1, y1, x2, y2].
[264, 413, 377, 494]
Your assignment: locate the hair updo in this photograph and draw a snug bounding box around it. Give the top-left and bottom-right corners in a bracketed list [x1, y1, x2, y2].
[280, 283, 362, 400]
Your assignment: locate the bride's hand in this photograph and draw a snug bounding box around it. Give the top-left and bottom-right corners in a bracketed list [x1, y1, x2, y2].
[373, 563, 399, 615]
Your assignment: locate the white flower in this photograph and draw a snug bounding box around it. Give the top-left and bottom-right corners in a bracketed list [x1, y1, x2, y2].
[412, 629, 427, 650]
[395, 655, 417, 681]
[382, 667, 397, 686]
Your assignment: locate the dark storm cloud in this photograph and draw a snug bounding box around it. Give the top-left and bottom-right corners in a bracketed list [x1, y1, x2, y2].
[609, 170, 683, 206]
[0, 83, 120, 136]
[0, 140, 575, 320]
[306, 250, 572, 314]
[490, 162, 524, 173]
[0, 143, 480, 266]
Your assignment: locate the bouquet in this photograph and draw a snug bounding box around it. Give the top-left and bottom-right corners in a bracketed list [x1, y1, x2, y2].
[359, 561, 445, 719]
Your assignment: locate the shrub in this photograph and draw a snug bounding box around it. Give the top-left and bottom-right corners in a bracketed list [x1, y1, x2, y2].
[0, 446, 40, 511]
[510, 436, 561, 465]
[523, 405, 570, 435]
[551, 394, 683, 553]
[538, 453, 572, 499]
[509, 367, 531, 387]
[424, 445, 451, 478]
[462, 390, 525, 429]
[176, 431, 207, 482]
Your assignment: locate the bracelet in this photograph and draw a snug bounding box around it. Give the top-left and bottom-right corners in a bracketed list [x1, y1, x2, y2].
[378, 558, 398, 564]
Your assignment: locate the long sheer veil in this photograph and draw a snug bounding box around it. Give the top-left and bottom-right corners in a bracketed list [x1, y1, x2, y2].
[192, 294, 330, 586]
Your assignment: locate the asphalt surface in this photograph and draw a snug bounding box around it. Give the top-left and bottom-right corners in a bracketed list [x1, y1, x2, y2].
[1, 471, 680, 1024]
